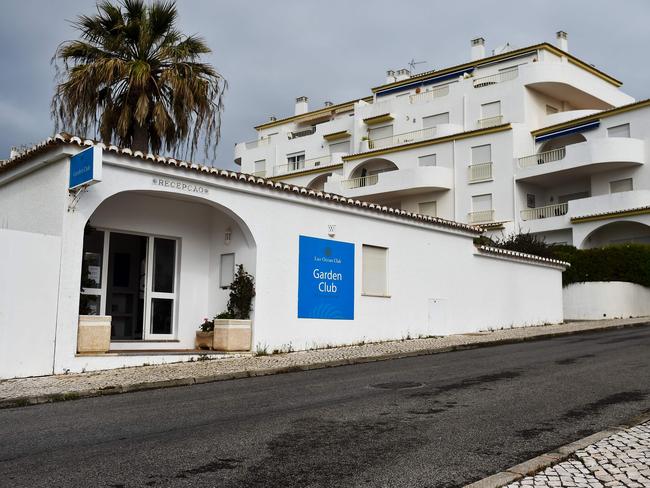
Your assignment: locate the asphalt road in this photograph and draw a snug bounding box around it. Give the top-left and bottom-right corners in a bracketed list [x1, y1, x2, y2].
[1, 326, 649, 488]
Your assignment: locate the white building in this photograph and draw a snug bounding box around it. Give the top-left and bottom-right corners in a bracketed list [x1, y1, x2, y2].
[0, 135, 565, 379]
[234, 32, 650, 249]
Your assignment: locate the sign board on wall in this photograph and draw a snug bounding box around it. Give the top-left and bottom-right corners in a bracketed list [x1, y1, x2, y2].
[69, 146, 102, 190]
[298, 235, 355, 320]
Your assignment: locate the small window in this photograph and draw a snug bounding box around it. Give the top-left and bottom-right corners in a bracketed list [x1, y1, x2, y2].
[254, 159, 266, 173]
[481, 101, 501, 118]
[362, 245, 388, 296]
[368, 124, 393, 141]
[286, 152, 305, 171]
[472, 193, 493, 211]
[220, 253, 235, 288]
[527, 194, 536, 209]
[610, 178, 633, 194]
[418, 154, 437, 167]
[422, 112, 449, 129]
[471, 144, 492, 164]
[607, 123, 630, 138]
[418, 201, 437, 217]
[329, 140, 350, 154]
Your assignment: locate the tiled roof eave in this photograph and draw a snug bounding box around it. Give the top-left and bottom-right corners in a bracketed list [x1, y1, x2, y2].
[476, 245, 570, 268]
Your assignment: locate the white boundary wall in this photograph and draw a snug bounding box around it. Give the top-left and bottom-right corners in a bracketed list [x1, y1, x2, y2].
[563, 281, 650, 320]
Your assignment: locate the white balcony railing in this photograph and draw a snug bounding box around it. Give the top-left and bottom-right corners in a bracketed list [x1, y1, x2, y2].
[244, 137, 271, 150]
[468, 209, 495, 224]
[520, 203, 568, 221]
[477, 115, 504, 129]
[341, 174, 379, 189]
[518, 147, 567, 168]
[274, 155, 333, 176]
[409, 85, 450, 104]
[369, 126, 436, 150]
[468, 162, 493, 182]
[473, 68, 518, 88]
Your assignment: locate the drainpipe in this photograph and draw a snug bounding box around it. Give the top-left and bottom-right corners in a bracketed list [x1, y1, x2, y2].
[452, 140, 457, 221]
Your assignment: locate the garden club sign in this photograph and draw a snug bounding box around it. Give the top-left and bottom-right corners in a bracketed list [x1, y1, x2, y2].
[69, 146, 102, 190]
[298, 235, 354, 320]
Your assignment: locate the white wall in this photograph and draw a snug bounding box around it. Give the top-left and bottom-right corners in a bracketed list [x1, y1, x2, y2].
[564, 281, 650, 320]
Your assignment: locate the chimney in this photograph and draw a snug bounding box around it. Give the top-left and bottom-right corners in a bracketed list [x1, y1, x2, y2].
[295, 96, 309, 115]
[556, 31, 568, 52]
[395, 68, 411, 81]
[324, 101, 334, 107]
[386, 69, 396, 84]
[471, 37, 485, 61]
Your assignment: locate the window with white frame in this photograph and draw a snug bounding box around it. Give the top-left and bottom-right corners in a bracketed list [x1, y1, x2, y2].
[254, 159, 266, 174]
[286, 151, 305, 171]
[471, 144, 492, 164]
[220, 253, 235, 288]
[362, 245, 388, 296]
[418, 201, 437, 217]
[472, 193, 493, 211]
[418, 154, 437, 166]
[481, 101, 501, 119]
[607, 123, 630, 138]
[368, 124, 393, 141]
[329, 140, 350, 155]
[423, 112, 449, 129]
[610, 178, 633, 193]
[79, 227, 105, 316]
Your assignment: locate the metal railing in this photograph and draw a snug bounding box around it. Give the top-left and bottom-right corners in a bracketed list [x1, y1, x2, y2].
[468, 162, 493, 182]
[369, 126, 436, 150]
[341, 174, 380, 189]
[274, 155, 333, 176]
[468, 209, 495, 224]
[518, 147, 567, 168]
[520, 203, 568, 221]
[473, 68, 518, 88]
[477, 115, 504, 129]
[244, 137, 271, 150]
[289, 127, 316, 139]
[409, 85, 450, 104]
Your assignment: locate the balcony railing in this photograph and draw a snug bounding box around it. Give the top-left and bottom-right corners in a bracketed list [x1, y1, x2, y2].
[518, 147, 566, 168]
[409, 85, 450, 104]
[468, 209, 495, 224]
[244, 137, 271, 150]
[468, 162, 493, 182]
[341, 174, 379, 189]
[477, 115, 504, 129]
[369, 126, 436, 150]
[274, 155, 333, 176]
[520, 203, 568, 221]
[289, 127, 316, 139]
[473, 68, 518, 88]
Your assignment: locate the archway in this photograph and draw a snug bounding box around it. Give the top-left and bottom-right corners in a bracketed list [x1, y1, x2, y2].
[581, 220, 650, 249]
[538, 132, 586, 153]
[306, 172, 332, 191]
[349, 157, 399, 180]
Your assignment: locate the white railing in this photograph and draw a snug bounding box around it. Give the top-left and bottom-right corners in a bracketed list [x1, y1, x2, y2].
[409, 85, 450, 104]
[244, 137, 271, 150]
[517, 147, 567, 168]
[468, 209, 495, 224]
[520, 203, 568, 221]
[369, 126, 436, 150]
[341, 174, 380, 190]
[274, 155, 333, 176]
[473, 68, 518, 88]
[468, 162, 493, 182]
[290, 127, 316, 139]
[477, 115, 504, 129]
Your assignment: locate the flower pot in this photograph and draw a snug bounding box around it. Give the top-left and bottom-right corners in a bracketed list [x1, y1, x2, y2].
[195, 330, 214, 350]
[213, 319, 252, 352]
[360, 140, 370, 152]
[77, 315, 111, 353]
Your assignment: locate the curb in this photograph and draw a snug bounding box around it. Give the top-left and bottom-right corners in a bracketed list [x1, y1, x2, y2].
[464, 410, 650, 488]
[0, 320, 648, 410]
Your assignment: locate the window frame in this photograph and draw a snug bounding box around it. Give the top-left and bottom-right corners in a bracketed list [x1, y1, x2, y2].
[361, 244, 390, 298]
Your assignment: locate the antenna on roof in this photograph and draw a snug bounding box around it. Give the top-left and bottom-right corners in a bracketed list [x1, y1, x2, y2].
[408, 58, 427, 73]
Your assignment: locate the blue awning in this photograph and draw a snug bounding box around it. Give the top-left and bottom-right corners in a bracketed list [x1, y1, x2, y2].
[535, 121, 600, 143]
[376, 67, 475, 98]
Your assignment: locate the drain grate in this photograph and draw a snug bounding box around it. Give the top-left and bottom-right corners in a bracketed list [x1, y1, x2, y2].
[370, 381, 423, 390]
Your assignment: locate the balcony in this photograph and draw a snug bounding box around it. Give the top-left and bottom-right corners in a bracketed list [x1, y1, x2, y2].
[473, 68, 518, 88]
[520, 203, 568, 221]
[327, 166, 453, 198]
[468, 209, 495, 224]
[289, 127, 316, 139]
[516, 138, 645, 182]
[477, 115, 504, 129]
[569, 190, 650, 222]
[274, 154, 339, 177]
[468, 162, 493, 183]
[369, 127, 437, 150]
[409, 85, 450, 104]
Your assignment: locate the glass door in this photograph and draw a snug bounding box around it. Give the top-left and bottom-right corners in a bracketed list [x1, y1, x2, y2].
[145, 237, 178, 339]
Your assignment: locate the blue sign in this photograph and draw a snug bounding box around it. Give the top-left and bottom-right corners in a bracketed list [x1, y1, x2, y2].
[69, 146, 102, 190]
[298, 235, 355, 320]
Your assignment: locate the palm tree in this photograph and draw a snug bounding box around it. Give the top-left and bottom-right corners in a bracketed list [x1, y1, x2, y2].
[52, 0, 226, 159]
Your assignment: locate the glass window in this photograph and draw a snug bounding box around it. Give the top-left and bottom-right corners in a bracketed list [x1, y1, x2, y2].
[151, 298, 173, 335]
[423, 112, 449, 129]
[418, 154, 437, 167]
[607, 124, 630, 138]
[418, 201, 437, 217]
[286, 152, 305, 171]
[153, 238, 176, 293]
[362, 245, 388, 296]
[610, 178, 633, 193]
[79, 294, 101, 316]
[220, 253, 235, 288]
[471, 144, 492, 164]
[527, 194, 536, 209]
[81, 228, 104, 289]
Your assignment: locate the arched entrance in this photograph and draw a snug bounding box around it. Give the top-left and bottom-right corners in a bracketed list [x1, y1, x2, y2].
[581, 220, 650, 249]
[306, 172, 332, 191]
[79, 190, 256, 345]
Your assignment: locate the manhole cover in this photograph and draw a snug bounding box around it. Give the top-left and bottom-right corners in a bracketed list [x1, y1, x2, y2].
[370, 381, 423, 390]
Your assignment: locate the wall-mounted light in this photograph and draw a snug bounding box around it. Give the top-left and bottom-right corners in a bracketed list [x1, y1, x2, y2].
[225, 227, 232, 245]
[328, 224, 336, 238]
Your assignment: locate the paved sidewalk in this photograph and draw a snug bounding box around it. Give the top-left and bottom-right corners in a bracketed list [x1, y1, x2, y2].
[504, 421, 650, 488]
[0, 317, 648, 408]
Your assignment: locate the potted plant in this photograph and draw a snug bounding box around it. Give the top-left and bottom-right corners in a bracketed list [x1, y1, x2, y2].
[195, 318, 214, 350]
[213, 264, 255, 352]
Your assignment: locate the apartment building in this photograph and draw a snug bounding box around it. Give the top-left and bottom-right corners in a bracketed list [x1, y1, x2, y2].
[234, 32, 650, 249]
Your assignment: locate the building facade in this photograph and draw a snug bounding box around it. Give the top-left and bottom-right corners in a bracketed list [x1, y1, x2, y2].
[234, 32, 650, 249]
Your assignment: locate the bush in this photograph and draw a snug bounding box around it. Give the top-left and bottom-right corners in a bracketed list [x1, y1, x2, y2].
[214, 264, 256, 320]
[475, 232, 558, 259]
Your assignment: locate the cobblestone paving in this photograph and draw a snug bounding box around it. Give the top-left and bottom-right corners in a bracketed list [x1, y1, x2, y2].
[506, 422, 650, 488]
[0, 318, 647, 404]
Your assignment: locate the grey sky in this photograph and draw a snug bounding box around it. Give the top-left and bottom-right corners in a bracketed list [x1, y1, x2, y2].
[1, 0, 649, 170]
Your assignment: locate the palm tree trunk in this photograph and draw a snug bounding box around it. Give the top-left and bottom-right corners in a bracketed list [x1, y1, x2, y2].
[132, 124, 149, 153]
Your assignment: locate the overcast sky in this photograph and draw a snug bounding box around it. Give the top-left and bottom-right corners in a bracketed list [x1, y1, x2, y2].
[1, 0, 649, 169]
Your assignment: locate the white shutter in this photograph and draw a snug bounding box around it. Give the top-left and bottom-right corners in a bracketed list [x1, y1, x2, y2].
[418, 154, 437, 167]
[418, 201, 437, 217]
[481, 101, 501, 118]
[610, 178, 633, 193]
[422, 112, 449, 129]
[607, 124, 630, 138]
[254, 159, 266, 172]
[368, 125, 393, 140]
[472, 194, 492, 211]
[471, 144, 491, 163]
[329, 140, 350, 154]
[362, 245, 388, 296]
[219, 253, 235, 288]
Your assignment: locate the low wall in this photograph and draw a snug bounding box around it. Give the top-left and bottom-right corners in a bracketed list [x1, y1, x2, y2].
[563, 281, 650, 320]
